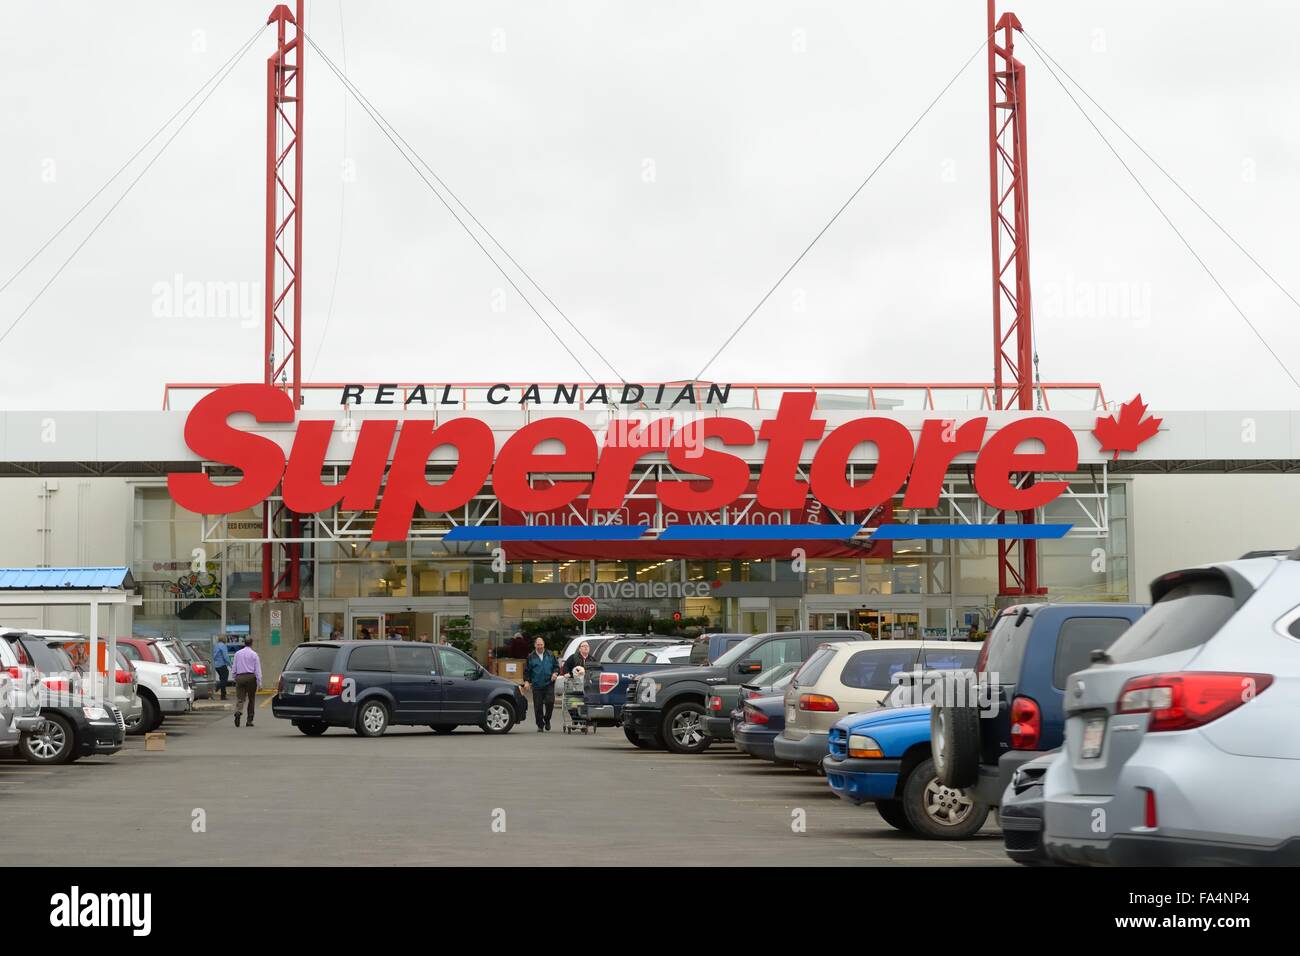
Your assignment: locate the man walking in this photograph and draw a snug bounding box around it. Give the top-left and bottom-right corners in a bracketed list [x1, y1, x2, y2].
[231, 637, 262, 728]
[212, 638, 231, 701]
[521, 637, 559, 732]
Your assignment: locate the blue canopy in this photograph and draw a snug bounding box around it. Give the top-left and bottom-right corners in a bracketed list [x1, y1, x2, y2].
[0, 567, 135, 590]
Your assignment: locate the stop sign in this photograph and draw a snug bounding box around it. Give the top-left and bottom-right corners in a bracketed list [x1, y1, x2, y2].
[571, 596, 597, 622]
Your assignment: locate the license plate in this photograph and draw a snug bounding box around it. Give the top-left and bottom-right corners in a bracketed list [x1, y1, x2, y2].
[1080, 717, 1105, 759]
[293, 682, 307, 694]
[787, 706, 797, 723]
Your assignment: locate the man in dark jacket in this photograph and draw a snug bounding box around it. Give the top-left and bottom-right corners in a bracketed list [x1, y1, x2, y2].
[521, 637, 560, 732]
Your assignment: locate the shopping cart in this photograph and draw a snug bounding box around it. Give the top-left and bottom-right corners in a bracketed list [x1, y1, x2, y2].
[561, 668, 596, 735]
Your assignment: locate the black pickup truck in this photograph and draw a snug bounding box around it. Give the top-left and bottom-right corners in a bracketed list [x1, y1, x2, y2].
[620, 631, 856, 754]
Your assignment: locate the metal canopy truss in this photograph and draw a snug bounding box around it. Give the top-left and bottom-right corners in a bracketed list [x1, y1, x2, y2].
[197, 463, 1111, 545]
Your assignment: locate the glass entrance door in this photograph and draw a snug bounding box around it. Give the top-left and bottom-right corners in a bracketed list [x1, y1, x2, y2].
[871, 610, 921, 641]
[831, 609, 921, 639]
[810, 611, 851, 631]
[352, 614, 382, 641]
[347, 608, 464, 645]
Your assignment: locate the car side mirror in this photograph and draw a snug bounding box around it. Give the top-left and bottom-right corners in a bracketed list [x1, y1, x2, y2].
[465, 667, 482, 679]
[738, 659, 762, 675]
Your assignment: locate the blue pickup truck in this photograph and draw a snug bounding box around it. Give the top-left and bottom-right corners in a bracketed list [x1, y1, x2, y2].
[824, 704, 988, 838]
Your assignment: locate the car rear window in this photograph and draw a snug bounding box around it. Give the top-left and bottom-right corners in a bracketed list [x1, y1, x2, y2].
[1052, 617, 1133, 687]
[286, 645, 339, 673]
[981, 611, 1033, 685]
[791, 647, 837, 687]
[840, 647, 922, 691]
[921, 648, 980, 671]
[752, 662, 795, 687]
[1108, 577, 1237, 664]
[20, 639, 74, 675]
[347, 645, 391, 672]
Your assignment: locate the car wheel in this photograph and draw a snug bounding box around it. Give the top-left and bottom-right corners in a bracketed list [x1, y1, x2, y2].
[932, 701, 981, 788]
[623, 725, 655, 749]
[296, 721, 328, 736]
[355, 700, 389, 738]
[875, 799, 914, 832]
[481, 700, 516, 735]
[138, 695, 160, 733]
[124, 709, 145, 737]
[20, 714, 76, 765]
[429, 724, 456, 734]
[901, 758, 989, 839]
[662, 701, 712, 755]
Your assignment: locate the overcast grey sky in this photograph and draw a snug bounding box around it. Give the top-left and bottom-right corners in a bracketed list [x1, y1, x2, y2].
[2, 0, 1298, 410]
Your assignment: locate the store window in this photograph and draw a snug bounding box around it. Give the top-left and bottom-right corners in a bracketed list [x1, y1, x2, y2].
[686, 560, 770, 583]
[805, 561, 861, 595]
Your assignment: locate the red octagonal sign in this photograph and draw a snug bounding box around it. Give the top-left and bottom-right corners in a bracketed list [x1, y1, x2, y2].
[571, 596, 597, 622]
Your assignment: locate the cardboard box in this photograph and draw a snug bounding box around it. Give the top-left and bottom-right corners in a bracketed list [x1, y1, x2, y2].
[144, 733, 166, 752]
[494, 658, 525, 683]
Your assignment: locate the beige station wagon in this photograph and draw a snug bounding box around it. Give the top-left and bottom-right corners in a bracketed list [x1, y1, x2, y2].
[772, 640, 982, 768]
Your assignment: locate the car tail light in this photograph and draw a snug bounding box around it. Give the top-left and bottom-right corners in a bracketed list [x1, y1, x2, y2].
[742, 705, 768, 725]
[277, 675, 284, 694]
[598, 672, 619, 695]
[1143, 788, 1158, 828]
[3, 666, 20, 679]
[192, 663, 208, 676]
[744, 688, 760, 700]
[1008, 695, 1041, 750]
[326, 674, 344, 697]
[707, 696, 724, 712]
[42, 677, 71, 692]
[1117, 672, 1273, 731]
[798, 693, 838, 712]
[114, 669, 132, 684]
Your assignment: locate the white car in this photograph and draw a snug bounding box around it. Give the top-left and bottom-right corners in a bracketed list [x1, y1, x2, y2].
[643, 644, 692, 664]
[116, 638, 193, 732]
[774, 640, 983, 767]
[1042, 553, 1300, 865]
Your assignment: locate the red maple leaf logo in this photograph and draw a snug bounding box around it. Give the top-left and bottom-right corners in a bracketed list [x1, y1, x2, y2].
[1093, 394, 1162, 460]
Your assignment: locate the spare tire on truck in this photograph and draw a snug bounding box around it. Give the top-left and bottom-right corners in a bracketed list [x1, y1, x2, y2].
[931, 673, 981, 788]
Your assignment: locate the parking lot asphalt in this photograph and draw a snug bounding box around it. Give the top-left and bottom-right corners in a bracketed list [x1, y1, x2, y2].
[2, 701, 1011, 866]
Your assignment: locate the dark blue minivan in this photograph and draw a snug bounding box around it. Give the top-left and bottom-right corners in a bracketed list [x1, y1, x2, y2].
[272, 641, 528, 737]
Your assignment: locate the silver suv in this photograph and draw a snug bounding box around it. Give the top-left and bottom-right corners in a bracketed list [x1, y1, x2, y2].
[0, 633, 45, 749]
[1042, 553, 1300, 865]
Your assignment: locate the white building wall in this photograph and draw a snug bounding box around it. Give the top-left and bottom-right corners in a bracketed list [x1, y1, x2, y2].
[0, 476, 133, 632]
[1130, 474, 1300, 599]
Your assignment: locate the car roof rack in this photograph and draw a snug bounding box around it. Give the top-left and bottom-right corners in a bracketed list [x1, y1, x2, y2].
[1239, 550, 1293, 559]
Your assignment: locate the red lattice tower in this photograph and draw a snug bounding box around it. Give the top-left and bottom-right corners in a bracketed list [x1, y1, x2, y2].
[986, 2, 1044, 596]
[257, 1, 304, 600]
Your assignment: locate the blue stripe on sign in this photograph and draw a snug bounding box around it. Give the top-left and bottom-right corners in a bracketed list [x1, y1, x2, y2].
[657, 524, 860, 541]
[869, 523, 1072, 540]
[444, 526, 650, 541]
